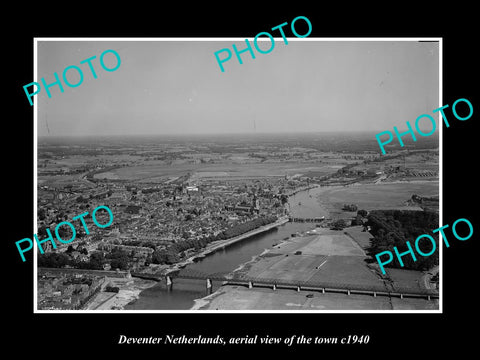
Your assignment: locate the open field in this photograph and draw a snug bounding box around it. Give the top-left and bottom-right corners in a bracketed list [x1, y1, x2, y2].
[93, 162, 342, 182]
[94, 162, 192, 180]
[232, 228, 382, 288]
[344, 226, 372, 250]
[195, 226, 435, 310]
[385, 268, 427, 292]
[196, 284, 438, 310]
[37, 174, 97, 189]
[268, 232, 366, 257]
[316, 181, 439, 217]
[235, 227, 424, 289]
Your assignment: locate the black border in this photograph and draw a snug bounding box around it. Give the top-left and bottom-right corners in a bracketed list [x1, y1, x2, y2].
[6, 5, 478, 355]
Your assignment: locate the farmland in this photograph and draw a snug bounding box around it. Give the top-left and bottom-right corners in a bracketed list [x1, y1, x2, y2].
[93, 162, 343, 183]
[316, 181, 439, 218]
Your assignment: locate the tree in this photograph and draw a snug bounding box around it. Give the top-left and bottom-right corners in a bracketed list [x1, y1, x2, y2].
[38, 208, 46, 220]
[125, 205, 141, 214]
[144, 242, 156, 250]
[110, 258, 128, 270]
[342, 204, 358, 212]
[145, 254, 152, 266]
[366, 210, 439, 271]
[89, 251, 105, 270]
[38, 252, 71, 268]
[351, 215, 364, 226]
[152, 249, 168, 264]
[357, 209, 368, 217]
[165, 251, 179, 264]
[331, 219, 347, 230]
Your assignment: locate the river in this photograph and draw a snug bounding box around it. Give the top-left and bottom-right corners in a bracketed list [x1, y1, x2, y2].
[125, 187, 327, 310]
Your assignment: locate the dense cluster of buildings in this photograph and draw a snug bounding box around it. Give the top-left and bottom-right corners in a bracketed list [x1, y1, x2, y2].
[36, 162, 314, 308]
[36, 165, 311, 270]
[38, 270, 107, 310]
[37, 268, 134, 310]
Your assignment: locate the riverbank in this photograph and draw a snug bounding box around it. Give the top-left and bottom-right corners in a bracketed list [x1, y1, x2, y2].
[189, 217, 290, 264]
[312, 181, 438, 219]
[125, 221, 312, 310]
[135, 216, 290, 278]
[193, 226, 438, 310]
[284, 184, 319, 196]
[133, 186, 320, 280]
[87, 277, 157, 310]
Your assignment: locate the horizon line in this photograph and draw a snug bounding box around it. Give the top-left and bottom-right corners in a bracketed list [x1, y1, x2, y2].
[38, 130, 390, 138]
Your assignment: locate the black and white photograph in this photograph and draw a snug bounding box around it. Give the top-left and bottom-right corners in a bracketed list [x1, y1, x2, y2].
[6, 6, 478, 355]
[34, 39, 441, 312]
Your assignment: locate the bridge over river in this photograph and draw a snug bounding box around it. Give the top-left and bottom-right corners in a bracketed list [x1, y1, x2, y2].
[131, 268, 438, 300]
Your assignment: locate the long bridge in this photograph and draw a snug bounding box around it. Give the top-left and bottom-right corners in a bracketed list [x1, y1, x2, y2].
[131, 269, 438, 300]
[289, 217, 326, 223]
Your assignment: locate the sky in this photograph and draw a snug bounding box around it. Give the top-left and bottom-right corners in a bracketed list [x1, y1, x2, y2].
[36, 39, 439, 137]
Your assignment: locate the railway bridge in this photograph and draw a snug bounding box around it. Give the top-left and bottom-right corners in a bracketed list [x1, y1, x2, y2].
[131, 269, 438, 300]
[289, 217, 325, 223]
